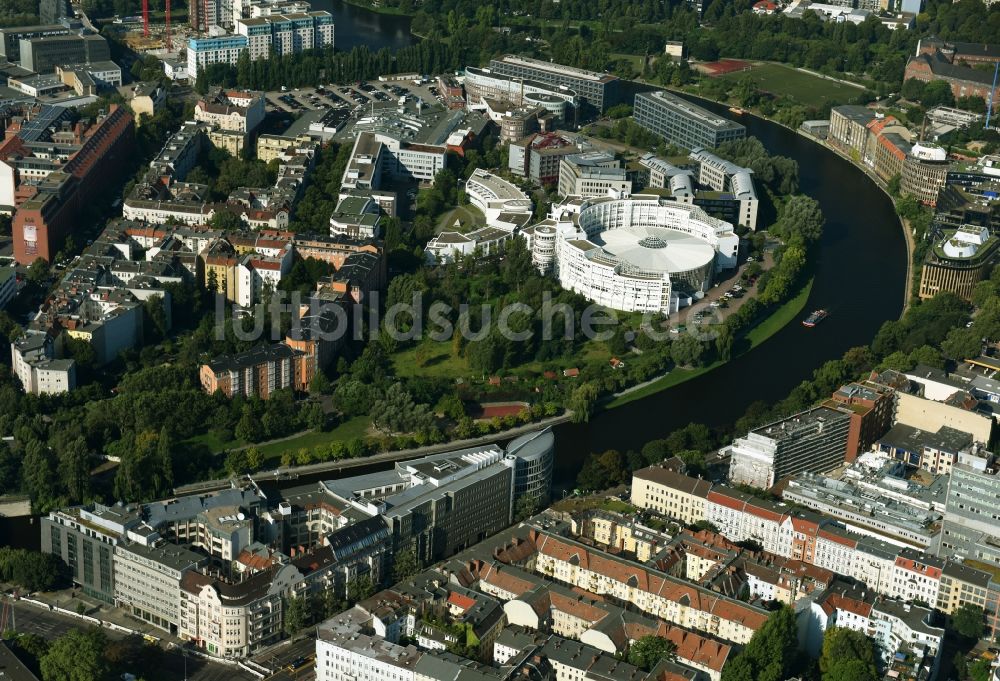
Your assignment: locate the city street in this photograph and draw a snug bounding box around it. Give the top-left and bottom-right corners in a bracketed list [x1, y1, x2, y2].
[253, 636, 317, 680]
[6, 601, 257, 681]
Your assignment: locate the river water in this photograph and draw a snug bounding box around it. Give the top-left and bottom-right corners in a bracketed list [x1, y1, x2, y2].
[311, 0, 418, 52]
[550, 99, 907, 486]
[0, 35, 908, 548]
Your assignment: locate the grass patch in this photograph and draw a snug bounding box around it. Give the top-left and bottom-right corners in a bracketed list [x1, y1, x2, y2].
[718, 63, 862, 108]
[255, 416, 372, 462]
[604, 278, 813, 410]
[611, 53, 644, 71]
[436, 204, 486, 234]
[393, 342, 469, 378]
[743, 278, 813, 347]
[182, 431, 239, 453]
[601, 498, 637, 514]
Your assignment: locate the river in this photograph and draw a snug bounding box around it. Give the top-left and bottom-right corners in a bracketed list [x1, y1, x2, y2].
[310, 0, 418, 52]
[550, 99, 907, 487]
[0, 37, 908, 549]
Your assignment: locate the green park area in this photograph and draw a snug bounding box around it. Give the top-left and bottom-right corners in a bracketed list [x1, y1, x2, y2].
[718, 63, 863, 108]
[604, 278, 813, 409]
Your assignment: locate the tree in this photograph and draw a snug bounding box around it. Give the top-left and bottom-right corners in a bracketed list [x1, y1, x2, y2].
[819, 627, 878, 681]
[26, 258, 49, 285]
[284, 596, 308, 637]
[346, 574, 375, 603]
[627, 635, 677, 671]
[514, 494, 540, 521]
[720, 606, 801, 681]
[392, 548, 419, 583]
[39, 628, 108, 681]
[921, 79, 955, 108]
[246, 446, 264, 471]
[952, 603, 985, 640]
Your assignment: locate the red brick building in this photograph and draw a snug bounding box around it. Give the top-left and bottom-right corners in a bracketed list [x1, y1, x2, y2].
[824, 382, 895, 463]
[916, 37, 1000, 67]
[905, 44, 999, 110]
[13, 105, 134, 264]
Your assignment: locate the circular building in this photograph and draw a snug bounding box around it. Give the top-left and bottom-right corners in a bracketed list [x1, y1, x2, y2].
[543, 197, 738, 314]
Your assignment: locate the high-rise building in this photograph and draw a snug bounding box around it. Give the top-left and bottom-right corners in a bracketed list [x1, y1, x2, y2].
[634, 90, 746, 150]
[728, 405, 853, 489]
[18, 32, 110, 73]
[186, 34, 248, 77]
[235, 11, 334, 60]
[901, 143, 950, 205]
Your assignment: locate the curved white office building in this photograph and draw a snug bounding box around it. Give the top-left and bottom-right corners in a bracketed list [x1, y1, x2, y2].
[534, 196, 738, 314]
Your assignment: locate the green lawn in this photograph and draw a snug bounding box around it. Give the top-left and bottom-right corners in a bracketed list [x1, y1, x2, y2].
[604, 279, 813, 409]
[718, 63, 862, 108]
[393, 342, 470, 378]
[255, 416, 372, 462]
[436, 204, 487, 234]
[743, 278, 813, 347]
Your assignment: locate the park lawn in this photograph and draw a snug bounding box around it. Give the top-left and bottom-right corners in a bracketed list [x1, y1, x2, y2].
[435, 204, 486, 234]
[255, 416, 372, 462]
[393, 342, 470, 378]
[611, 53, 644, 71]
[604, 278, 813, 410]
[183, 430, 240, 453]
[719, 63, 861, 108]
[743, 278, 813, 347]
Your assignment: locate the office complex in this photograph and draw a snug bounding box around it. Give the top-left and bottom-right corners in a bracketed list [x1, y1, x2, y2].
[687, 147, 759, 230]
[633, 90, 745, 150]
[18, 32, 109, 73]
[464, 65, 578, 119]
[487, 55, 621, 113]
[526, 196, 738, 314]
[509, 132, 587, 185]
[919, 225, 999, 301]
[0, 23, 70, 62]
[829, 105, 877, 158]
[40, 430, 554, 659]
[728, 405, 853, 489]
[824, 381, 895, 462]
[556, 152, 631, 198]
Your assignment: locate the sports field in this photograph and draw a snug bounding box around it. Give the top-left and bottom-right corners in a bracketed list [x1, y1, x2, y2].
[717, 62, 863, 108]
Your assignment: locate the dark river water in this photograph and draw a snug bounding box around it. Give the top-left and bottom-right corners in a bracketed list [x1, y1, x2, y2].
[0, 55, 908, 548]
[311, 0, 418, 52]
[549, 98, 907, 486]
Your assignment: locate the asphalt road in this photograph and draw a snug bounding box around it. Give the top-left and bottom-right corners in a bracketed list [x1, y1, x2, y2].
[254, 636, 317, 681]
[8, 602, 256, 681]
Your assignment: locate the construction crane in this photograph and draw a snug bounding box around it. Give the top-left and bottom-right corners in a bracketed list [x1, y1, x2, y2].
[141, 0, 172, 49]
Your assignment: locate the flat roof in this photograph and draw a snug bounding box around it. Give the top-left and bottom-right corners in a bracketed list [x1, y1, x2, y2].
[638, 90, 746, 133]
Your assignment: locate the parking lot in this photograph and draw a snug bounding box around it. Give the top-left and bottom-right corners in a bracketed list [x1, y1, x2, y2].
[261, 78, 451, 122]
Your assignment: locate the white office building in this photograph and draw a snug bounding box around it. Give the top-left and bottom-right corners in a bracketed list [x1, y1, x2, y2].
[527, 196, 738, 314]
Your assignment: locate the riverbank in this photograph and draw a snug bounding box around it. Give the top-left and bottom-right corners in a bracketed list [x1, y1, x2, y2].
[337, 0, 415, 16]
[604, 278, 813, 410]
[667, 84, 915, 309]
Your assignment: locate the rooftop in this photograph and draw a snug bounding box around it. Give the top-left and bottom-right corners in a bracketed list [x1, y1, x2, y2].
[638, 90, 746, 132]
